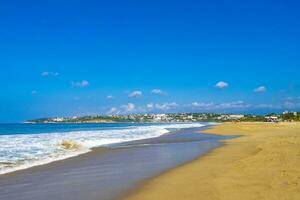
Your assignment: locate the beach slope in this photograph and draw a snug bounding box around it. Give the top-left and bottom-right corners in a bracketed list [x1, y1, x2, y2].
[124, 122, 300, 200]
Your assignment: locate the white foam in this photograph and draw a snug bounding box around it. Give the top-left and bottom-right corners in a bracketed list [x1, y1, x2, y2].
[0, 123, 205, 175]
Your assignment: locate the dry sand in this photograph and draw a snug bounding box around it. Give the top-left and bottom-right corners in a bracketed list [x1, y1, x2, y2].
[123, 122, 300, 200]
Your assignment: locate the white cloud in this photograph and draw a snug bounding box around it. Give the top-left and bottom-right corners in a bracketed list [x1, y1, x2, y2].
[284, 101, 295, 109]
[106, 103, 137, 115]
[107, 102, 178, 114]
[151, 89, 166, 95]
[283, 101, 300, 109]
[285, 97, 294, 101]
[254, 86, 267, 93]
[71, 80, 89, 88]
[217, 101, 249, 109]
[147, 103, 154, 109]
[105, 99, 296, 116]
[41, 71, 59, 77]
[215, 81, 229, 89]
[41, 72, 49, 76]
[155, 102, 178, 110]
[255, 104, 280, 109]
[284, 96, 300, 101]
[254, 98, 300, 110]
[128, 91, 142, 98]
[190, 101, 250, 110]
[107, 107, 119, 115]
[191, 102, 214, 108]
[106, 95, 114, 100]
[276, 96, 300, 109]
[121, 103, 136, 112]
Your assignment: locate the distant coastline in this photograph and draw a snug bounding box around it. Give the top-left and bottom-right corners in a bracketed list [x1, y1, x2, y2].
[26, 111, 300, 124]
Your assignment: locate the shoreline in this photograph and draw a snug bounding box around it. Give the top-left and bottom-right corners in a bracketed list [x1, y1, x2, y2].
[0, 123, 207, 176]
[123, 122, 300, 200]
[0, 125, 229, 200]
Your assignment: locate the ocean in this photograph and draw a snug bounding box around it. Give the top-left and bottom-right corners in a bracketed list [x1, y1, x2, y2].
[0, 122, 206, 175]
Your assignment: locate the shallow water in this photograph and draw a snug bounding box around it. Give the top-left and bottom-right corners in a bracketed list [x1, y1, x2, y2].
[0, 123, 206, 174]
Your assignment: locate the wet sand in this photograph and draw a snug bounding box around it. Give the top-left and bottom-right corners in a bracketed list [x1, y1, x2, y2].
[0, 125, 231, 200]
[124, 122, 300, 200]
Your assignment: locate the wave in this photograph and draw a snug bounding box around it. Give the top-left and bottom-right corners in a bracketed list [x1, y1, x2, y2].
[59, 140, 82, 150]
[0, 123, 205, 175]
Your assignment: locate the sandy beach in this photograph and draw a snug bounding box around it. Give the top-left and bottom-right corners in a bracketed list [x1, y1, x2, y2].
[124, 122, 300, 200]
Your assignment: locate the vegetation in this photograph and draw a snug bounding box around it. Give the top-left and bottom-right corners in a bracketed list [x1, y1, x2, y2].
[239, 115, 267, 122]
[26, 112, 300, 124]
[281, 112, 300, 121]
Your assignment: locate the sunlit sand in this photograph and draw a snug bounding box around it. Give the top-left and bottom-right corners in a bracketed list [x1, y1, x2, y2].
[124, 122, 300, 200]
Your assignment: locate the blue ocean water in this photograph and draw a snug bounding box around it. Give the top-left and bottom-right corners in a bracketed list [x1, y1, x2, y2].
[0, 122, 206, 174]
[0, 123, 173, 135]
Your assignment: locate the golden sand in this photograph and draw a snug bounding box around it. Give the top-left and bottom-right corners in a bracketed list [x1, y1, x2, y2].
[124, 122, 300, 200]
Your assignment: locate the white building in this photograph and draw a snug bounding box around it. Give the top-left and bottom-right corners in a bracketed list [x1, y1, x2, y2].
[228, 115, 245, 120]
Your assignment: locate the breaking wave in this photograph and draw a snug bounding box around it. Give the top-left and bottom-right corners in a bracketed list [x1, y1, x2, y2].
[0, 123, 205, 175]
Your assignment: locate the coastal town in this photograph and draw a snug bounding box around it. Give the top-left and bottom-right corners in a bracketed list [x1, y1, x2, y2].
[27, 111, 300, 123]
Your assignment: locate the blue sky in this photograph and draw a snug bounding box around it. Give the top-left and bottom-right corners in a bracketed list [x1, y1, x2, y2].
[0, 0, 300, 122]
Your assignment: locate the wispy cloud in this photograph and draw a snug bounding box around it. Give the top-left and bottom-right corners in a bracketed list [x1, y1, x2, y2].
[154, 102, 178, 110]
[218, 101, 250, 109]
[107, 102, 179, 115]
[254, 104, 281, 109]
[146, 103, 154, 109]
[143, 102, 179, 112]
[71, 80, 89, 88]
[107, 107, 119, 115]
[284, 101, 297, 109]
[107, 103, 136, 114]
[151, 89, 166, 95]
[191, 102, 214, 108]
[190, 99, 300, 111]
[31, 90, 37, 95]
[106, 95, 114, 100]
[41, 71, 59, 77]
[284, 96, 300, 101]
[254, 86, 267, 93]
[128, 91, 142, 98]
[283, 99, 300, 109]
[190, 101, 250, 110]
[121, 103, 136, 112]
[106, 98, 300, 116]
[215, 81, 229, 89]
